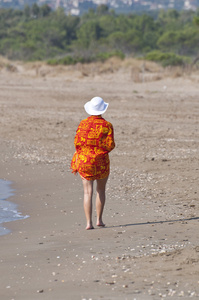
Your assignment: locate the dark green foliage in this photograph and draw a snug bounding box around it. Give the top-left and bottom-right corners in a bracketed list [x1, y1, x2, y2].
[194, 16, 199, 26]
[145, 50, 190, 66]
[47, 56, 80, 65]
[0, 5, 199, 66]
[47, 50, 124, 65]
[157, 27, 199, 55]
[96, 50, 125, 61]
[96, 4, 109, 16]
[76, 20, 102, 48]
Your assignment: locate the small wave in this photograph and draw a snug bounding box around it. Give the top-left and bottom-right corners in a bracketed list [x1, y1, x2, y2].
[0, 179, 29, 235]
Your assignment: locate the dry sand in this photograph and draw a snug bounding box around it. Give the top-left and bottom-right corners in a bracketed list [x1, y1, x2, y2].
[0, 59, 199, 300]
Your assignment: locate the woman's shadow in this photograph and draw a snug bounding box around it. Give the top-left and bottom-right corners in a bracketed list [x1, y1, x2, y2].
[106, 216, 199, 229]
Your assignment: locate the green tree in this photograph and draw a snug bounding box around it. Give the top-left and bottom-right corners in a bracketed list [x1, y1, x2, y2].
[194, 16, 199, 26]
[31, 3, 40, 18]
[157, 9, 180, 30]
[134, 14, 156, 32]
[62, 15, 80, 43]
[108, 31, 126, 52]
[115, 14, 133, 33]
[96, 4, 109, 15]
[192, 16, 199, 65]
[98, 15, 116, 37]
[157, 31, 179, 53]
[157, 28, 199, 55]
[24, 5, 31, 19]
[40, 4, 51, 17]
[125, 29, 144, 53]
[76, 21, 102, 48]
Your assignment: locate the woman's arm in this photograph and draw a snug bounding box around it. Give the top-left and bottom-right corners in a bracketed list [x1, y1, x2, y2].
[101, 123, 115, 152]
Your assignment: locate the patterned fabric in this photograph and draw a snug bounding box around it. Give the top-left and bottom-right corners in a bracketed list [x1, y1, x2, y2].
[71, 115, 115, 180]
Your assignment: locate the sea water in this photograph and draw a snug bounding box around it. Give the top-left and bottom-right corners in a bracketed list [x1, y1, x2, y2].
[0, 179, 29, 236]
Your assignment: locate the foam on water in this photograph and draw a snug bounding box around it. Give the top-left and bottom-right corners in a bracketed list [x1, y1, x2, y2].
[0, 179, 29, 236]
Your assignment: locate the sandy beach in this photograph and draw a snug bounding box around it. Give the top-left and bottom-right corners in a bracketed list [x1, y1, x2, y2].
[0, 58, 199, 299]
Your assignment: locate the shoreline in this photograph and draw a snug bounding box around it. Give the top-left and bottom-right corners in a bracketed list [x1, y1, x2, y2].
[0, 179, 29, 236]
[0, 141, 128, 300]
[0, 179, 13, 236]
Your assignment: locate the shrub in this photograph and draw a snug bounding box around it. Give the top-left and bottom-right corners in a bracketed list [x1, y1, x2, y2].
[96, 51, 125, 62]
[47, 51, 125, 65]
[145, 50, 188, 67]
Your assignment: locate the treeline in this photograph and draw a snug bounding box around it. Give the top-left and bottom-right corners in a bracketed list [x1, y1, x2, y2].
[1, 4, 199, 66]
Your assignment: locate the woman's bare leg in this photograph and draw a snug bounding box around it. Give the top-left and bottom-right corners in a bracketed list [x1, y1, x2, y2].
[96, 176, 108, 227]
[82, 178, 94, 230]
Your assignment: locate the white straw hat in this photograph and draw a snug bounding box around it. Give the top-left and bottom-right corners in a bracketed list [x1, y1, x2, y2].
[84, 97, 109, 115]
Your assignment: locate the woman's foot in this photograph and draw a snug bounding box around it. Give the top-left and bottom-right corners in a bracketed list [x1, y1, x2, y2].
[86, 224, 94, 230]
[97, 221, 105, 227]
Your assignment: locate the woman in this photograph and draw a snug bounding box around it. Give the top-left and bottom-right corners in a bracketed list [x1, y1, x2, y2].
[71, 96, 115, 230]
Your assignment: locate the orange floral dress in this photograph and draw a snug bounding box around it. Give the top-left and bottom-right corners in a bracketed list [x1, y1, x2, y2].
[71, 115, 115, 180]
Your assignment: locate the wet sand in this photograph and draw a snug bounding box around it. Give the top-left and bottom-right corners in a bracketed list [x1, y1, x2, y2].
[0, 61, 199, 299]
